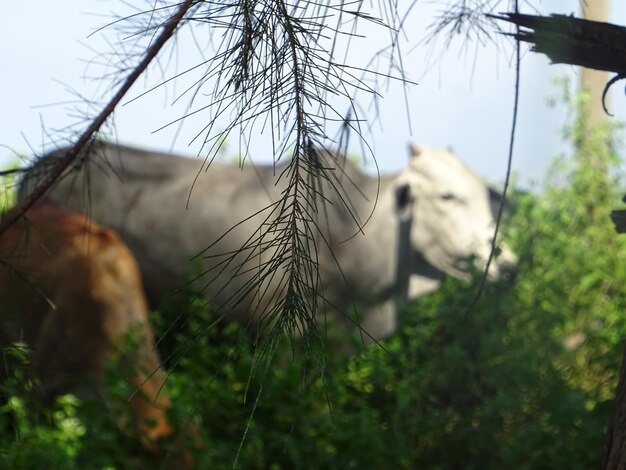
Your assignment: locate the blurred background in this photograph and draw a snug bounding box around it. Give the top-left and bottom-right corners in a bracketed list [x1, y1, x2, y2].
[3, 1, 626, 187]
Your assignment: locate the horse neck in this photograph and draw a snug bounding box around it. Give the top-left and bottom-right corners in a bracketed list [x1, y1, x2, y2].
[332, 173, 402, 294]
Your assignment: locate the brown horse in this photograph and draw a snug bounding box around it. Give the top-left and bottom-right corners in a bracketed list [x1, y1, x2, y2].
[0, 201, 180, 462]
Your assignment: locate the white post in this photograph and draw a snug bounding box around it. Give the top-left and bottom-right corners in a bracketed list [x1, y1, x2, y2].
[580, 1, 610, 129]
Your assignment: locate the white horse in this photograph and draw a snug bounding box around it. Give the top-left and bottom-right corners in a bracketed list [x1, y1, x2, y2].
[20, 142, 517, 342]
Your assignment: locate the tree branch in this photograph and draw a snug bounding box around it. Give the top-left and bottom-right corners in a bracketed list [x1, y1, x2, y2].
[0, 0, 196, 235]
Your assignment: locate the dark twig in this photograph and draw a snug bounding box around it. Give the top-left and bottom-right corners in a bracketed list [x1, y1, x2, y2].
[464, 1, 520, 319]
[602, 74, 626, 116]
[0, 168, 27, 178]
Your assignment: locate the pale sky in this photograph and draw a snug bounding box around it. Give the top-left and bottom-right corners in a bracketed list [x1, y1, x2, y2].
[3, 1, 626, 189]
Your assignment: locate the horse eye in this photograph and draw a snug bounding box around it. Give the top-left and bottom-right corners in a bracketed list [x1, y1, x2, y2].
[440, 193, 455, 201]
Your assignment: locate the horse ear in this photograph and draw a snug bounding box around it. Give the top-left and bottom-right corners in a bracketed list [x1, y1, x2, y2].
[395, 182, 413, 220]
[396, 183, 411, 209]
[408, 144, 421, 159]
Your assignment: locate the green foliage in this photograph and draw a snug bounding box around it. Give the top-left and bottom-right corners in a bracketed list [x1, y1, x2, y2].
[2, 84, 626, 467]
[0, 340, 165, 469]
[0, 160, 19, 212]
[0, 346, 82, 469]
